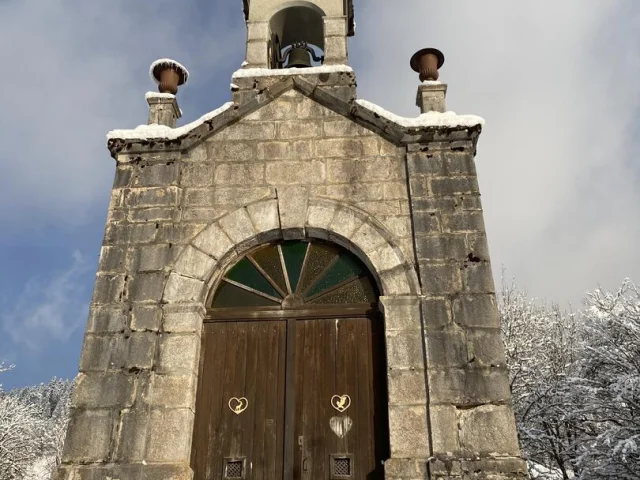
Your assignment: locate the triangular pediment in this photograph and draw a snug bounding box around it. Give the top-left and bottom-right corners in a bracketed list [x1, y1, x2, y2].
[107, 74, 482, 158]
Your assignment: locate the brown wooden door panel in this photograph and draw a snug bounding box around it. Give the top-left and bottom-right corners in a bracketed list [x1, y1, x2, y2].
[192, 321, 286, 480]
[192, 316, 387, 480]
[294, 317, 383, 480]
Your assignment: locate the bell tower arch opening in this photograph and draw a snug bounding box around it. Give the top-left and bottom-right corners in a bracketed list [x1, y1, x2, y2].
[242, 0, 354, 68]
[191, 239, 390, 480]
[269, 4, 326, 69]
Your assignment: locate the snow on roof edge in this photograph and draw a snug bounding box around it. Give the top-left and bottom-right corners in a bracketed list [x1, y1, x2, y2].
[355, 99, 484, 129]
[107, 102, 234, 142]
[233, 65, 353, 78]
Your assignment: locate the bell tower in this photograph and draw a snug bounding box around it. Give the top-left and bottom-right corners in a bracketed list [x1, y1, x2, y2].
[243, 0, 354, 68]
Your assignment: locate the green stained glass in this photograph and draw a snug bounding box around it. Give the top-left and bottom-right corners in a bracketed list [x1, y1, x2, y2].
[281, 241, 308, 294]
[210, 240, 378, 309]
[226, 258, 281, 299]
[212, 281, 281, 308]
[251, 247, 288, 295]
[308, 277, 376, 305]
[297, 243, 339, 295]
[304, 252, 365, 299]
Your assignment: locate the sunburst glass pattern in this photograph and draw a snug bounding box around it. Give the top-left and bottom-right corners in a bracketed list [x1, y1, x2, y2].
[211, 241, 377, 309]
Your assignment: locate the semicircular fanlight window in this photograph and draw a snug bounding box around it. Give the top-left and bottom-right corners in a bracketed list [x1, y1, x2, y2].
[211, 241, 377, 309]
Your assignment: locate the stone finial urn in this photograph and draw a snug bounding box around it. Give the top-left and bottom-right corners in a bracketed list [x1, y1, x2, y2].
[410, 48, 445, 82]
[150, 58, 190, 95]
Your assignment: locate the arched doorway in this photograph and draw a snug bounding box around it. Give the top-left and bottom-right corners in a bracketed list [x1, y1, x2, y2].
[191, 240, 390, 480]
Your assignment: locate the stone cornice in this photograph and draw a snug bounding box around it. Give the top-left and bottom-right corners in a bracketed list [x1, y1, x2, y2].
[107, 73, 482, 159]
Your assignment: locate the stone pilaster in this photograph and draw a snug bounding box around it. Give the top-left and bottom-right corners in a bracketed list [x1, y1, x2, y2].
[416, 83, 447, 113]
[147, 93, 181, 127]
[380, 296, 431, 480]
[406, 140, 528, 478]
[323, 16, 349, 65]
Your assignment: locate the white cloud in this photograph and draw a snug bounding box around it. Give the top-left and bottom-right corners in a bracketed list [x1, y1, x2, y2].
[352, 1, 640, 306]
[0, 0, 243, 232]
[0, 0, 638, 312]
[1, 252, 91, 351]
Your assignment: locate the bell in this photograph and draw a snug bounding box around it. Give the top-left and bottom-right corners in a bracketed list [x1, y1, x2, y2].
[287, 46, 313, 68]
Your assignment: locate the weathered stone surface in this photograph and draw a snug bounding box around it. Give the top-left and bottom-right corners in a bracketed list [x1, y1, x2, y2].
[380, 296, 421, 331]
[468, 329, 507, 367]
[278, 186, 308, 234]
[72, 372, 135, 408]
[247, 199, 280, 233]
[367, 243, 403, 272]
[416, 234, 467, 260]
[62, 409, 114, 462]
[430, 404, 460, 454]
[329, 207, 363, 239]
[351, 223, 387, 254]
[419, 262, 462, 295]
[99, 246, 126, 273]
[388, 406, 430, 457]
[147, 374, 196, 409]
[131, 305, 162, 331]
[115, 407, 149, 462]
[91, 274, 126, 304]
[132, 163, 180, 187]
[191, 223, 234, 260]
[384, 458, 429, 478]
[425, 329, 469, 368]
[459, 405, 521, 456]
[277, 119, 322, 139]
[430, 177, 480, 196]
[443, 212, 486, 233]
[162, 304, 204, 333]
[422, 297, 451, 328]
[163, 273, 204, 303]
[128, 272, 166, 302]
[453, 294, 500, 328]
[124, 187, 179, 207]
[266, 160, 326, 184]
[146, 408, 194, 462]
[463, 262, 497, 293]
[214, 162, 264, 185]
[218, 207, 256, 244]
[428, 368, 512, 405]
[173, 245, 216, 281]
[156, 333, 200, 375]
[386, 330, 424, 370]
[86, 305, 129, 333]
[125, 332, 157, 369]
[388, 369, 427, 405]
[306, 202, 337, 231]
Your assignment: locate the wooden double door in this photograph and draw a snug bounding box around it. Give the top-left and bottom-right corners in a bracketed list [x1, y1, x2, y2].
[191, 316, 389, 480]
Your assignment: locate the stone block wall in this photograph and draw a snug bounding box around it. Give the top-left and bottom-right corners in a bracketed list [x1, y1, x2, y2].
[57, 71, 527, 479]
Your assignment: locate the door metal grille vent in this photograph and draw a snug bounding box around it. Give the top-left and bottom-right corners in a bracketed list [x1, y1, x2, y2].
[331, 454, 353, 479]
[223, 458, 245, 479]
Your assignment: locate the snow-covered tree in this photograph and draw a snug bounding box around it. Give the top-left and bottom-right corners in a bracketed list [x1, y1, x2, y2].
[0, 366, 74, 480]
[0, 392, 45, 479]
[575, 280, 640, 479]
[501, 277, 640, 480]
[500, 277, 582, 479]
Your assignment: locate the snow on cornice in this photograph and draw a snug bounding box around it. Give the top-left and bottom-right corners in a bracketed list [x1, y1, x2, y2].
[145, 91, 176, 100]
[232, 65, 353, 79]
[356, 99, 484, 128]
[106, 102, 234, 141]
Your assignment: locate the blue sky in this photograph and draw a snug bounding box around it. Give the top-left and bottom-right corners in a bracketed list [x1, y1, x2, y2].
[1, 1, 639, 389]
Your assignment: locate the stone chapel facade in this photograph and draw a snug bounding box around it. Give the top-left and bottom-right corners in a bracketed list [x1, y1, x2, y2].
[56, 1, 529, 479]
